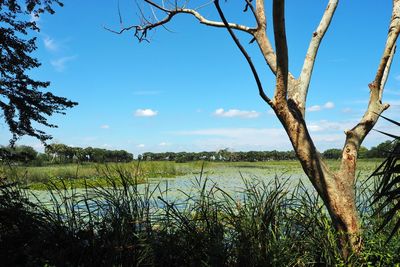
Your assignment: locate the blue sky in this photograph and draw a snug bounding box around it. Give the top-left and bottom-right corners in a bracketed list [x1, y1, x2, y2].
[3, 1, 400, 155]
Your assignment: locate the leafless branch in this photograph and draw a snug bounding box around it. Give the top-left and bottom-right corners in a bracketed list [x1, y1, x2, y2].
[214, 0, 271, 105]
[380, 45, 396, 98]
[298, 0, 338, 103]
[340, 0, 400, 176]
[108, 0, 256, 42]
[243, 0, 261, 27]
[370, 0, 400, 93]
[255, 0, 267, 30]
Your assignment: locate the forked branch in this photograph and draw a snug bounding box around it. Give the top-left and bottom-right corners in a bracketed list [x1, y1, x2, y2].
[107, 0, 257, 42]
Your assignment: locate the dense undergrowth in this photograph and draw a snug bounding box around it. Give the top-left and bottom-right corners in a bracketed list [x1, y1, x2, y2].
[1, 166, 400, 266]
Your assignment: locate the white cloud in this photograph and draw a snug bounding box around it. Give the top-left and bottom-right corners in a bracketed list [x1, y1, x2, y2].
[100, 124, 110, 129]
[173, 128, 286, 140]
[51, 56, 77, 72]
[159, 142, 170, 147]
[324, 102, 335, 109]
[137, 144, 145, 148]
[134, 109, 158, 117]
[307, 101, 335, 112]
[307, 105, 321, 112]
[214, 108, 260, 119]
[44, 36, 58, 51]
[308, 125, 323, 132]
[173, 128, 291, 151]
[25, 142, 45, 152]
[342, 107, 352, 113]
[395, 74, 400, 81]
[308, 120, 353, 133]
[172, 125, 358, 151]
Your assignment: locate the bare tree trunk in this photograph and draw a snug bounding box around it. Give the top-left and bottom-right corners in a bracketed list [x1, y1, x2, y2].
[273, 97, 360, 257]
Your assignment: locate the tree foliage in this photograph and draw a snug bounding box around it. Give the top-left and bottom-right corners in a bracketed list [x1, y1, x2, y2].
[44, 143, 134, 163]
[322, 148, 342, 160]
[141, 149, 296, 162]
[0, 0, 77, 144]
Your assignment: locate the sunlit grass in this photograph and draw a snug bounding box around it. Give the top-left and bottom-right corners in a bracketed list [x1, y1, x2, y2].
[0, 159, 382, 190]
[1, 166, 399, 266]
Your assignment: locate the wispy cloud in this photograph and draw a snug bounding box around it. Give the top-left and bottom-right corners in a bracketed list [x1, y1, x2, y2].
[100, 124, 110, 129]
[307, 101, 335, 112]
[171, 124, 361, 151]
[102, 144, 112, 148]
[134, 108, 158, 117]
[308, 120, 354, 133]
[324, 102, 335, 109]
[385, 89, 400, 96]
[44, 36, 59, 51]
[137, 144, 145, 148]
[133, 90, 161, 96]
[173, 128, 285, 140]
[51, 56, 77, 72]
[172, 128, 291, 150]
[395, 74, 400, 81]
[159, 142, 171, 147]
[214, 108, 260, 119]
[308, 105, 321, 112]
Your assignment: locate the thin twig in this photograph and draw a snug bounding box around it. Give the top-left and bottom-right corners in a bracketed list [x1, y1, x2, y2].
[214, 0, 271, 105]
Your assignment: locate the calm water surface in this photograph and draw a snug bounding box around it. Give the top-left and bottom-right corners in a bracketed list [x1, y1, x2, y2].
[29, 161, 377, 205]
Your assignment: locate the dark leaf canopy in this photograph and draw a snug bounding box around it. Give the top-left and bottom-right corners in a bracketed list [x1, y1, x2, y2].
[0, 0, 77, 144]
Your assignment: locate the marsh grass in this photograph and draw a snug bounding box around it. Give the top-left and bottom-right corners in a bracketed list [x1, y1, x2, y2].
[1, 165, 400, 266]
[0, 159, 380, 190]
[0, 161, 186, 190]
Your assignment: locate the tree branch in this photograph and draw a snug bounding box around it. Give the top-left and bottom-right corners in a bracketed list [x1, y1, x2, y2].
[106, 0, 257, 42]
[272, 0, 289, 102]
[380, 44, 396, 99]
[252, 0, 278, 75]
[370, 0, 400, 94]
[297, 0, 338, 110]
[255, 0, 267, 30]
[244, 0, 261, 27]
[340, 0, 400, 179]
[214, 0, 271, 105]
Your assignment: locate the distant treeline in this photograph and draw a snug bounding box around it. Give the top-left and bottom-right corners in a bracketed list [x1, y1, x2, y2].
[0, 140, 396, 165]
[0, 144, 133, 165]
[139, 140, 397, 162]
[139, 149, 297, 162]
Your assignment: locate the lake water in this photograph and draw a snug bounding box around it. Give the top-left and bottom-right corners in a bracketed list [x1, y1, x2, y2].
[28, 161, 377, 207]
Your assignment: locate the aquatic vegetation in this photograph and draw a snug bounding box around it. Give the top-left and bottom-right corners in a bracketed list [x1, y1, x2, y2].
[1, 166, 399, 266]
